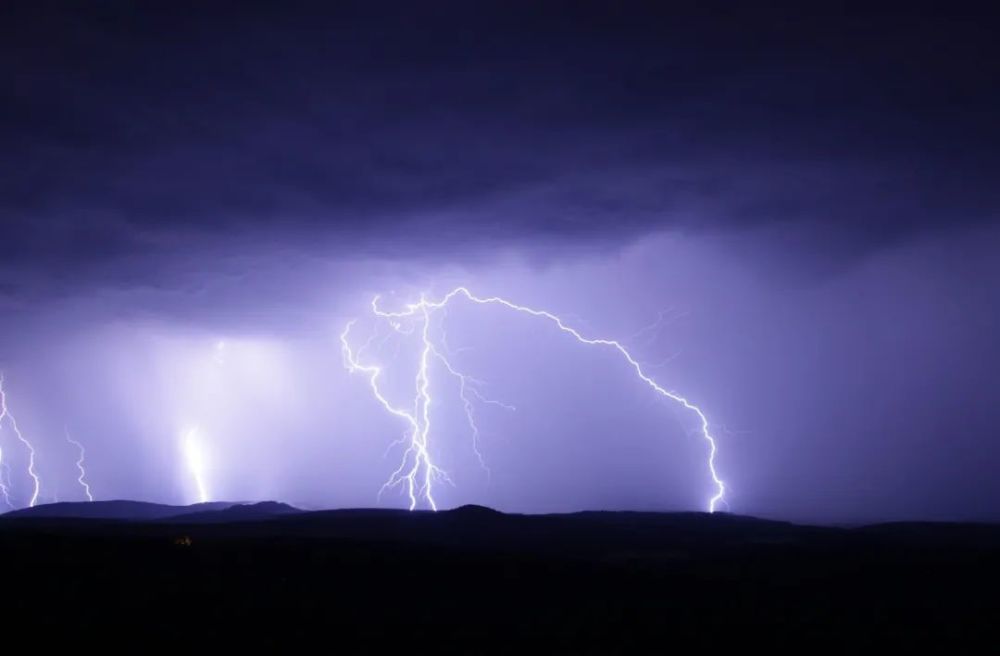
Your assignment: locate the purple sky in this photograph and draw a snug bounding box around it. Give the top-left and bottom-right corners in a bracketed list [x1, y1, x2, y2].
[1, 2, 998, 521]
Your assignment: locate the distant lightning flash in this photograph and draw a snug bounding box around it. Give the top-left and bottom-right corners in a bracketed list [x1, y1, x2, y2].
[0, 458, 11, 509]
[341, 287, 727, 513]
[65, 428, 94, 502]
[0, 374, 41, 508]
[182, 427, 210, 504]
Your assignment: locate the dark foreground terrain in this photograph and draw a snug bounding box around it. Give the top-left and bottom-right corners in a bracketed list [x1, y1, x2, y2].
[2, 502, 998, 651]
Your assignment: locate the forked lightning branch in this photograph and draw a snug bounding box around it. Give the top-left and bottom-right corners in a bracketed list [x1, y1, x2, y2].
[342, 288, 726, 513]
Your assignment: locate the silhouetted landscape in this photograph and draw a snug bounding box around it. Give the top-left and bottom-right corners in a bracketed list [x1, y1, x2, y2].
[3, 502, 997, 650]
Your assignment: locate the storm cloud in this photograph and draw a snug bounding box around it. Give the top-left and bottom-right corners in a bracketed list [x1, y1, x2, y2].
[3, 1, 998, 293]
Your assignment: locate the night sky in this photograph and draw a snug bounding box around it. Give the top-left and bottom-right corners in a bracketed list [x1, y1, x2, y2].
[1, 1, 998, 521]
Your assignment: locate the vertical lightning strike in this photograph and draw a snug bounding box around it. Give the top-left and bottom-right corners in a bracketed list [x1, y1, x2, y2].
[0, 374, 42, 508]
[182, 427, 210, 503]
[0, 461, 12, 509]
[415, 301, 445, 508]
[65, 428, 94, 502]
[341, 318, 448, 510]
[343, 287, 727, 513]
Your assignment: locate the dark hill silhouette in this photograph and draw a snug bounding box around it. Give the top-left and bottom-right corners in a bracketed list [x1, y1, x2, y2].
[449, 503, 504, 516]
[165, 501, 302, 523]
[241, 506, 838, 557]
[2, 499, 236, 520]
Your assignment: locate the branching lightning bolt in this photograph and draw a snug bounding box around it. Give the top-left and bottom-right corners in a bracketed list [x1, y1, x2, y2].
[0, 373, 41, 508]
[430, 343, 515, 478]
[65, 427, 94, 502]
[341, 304, 454, 511]
[342, 288, 727, 513]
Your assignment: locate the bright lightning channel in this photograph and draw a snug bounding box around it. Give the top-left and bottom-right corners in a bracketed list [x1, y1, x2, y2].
[182, 427, 210, 503]
[341, 287, 727, 513]
[0, 461, 12, 509]
[0, 373, 41, 508]
[64, 427, 94, 502]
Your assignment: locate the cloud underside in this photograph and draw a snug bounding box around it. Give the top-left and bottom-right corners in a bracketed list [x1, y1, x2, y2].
[1, 1, 997, 286]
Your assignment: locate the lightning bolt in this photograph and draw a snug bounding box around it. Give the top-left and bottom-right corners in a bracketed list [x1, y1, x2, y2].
[0, 373, 41, 508]
[430, 348, 514, 479]
[341, 303, 454, 511]
[341, 287, 727, 513]
[0, 461, 12, 509]
[65, 427, 94, 502]
[182, 427, 210, 504]
[176, 342, 226, 505]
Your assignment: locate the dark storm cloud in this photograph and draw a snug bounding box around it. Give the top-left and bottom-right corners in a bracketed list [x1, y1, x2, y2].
[2, 1, 999, 289]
